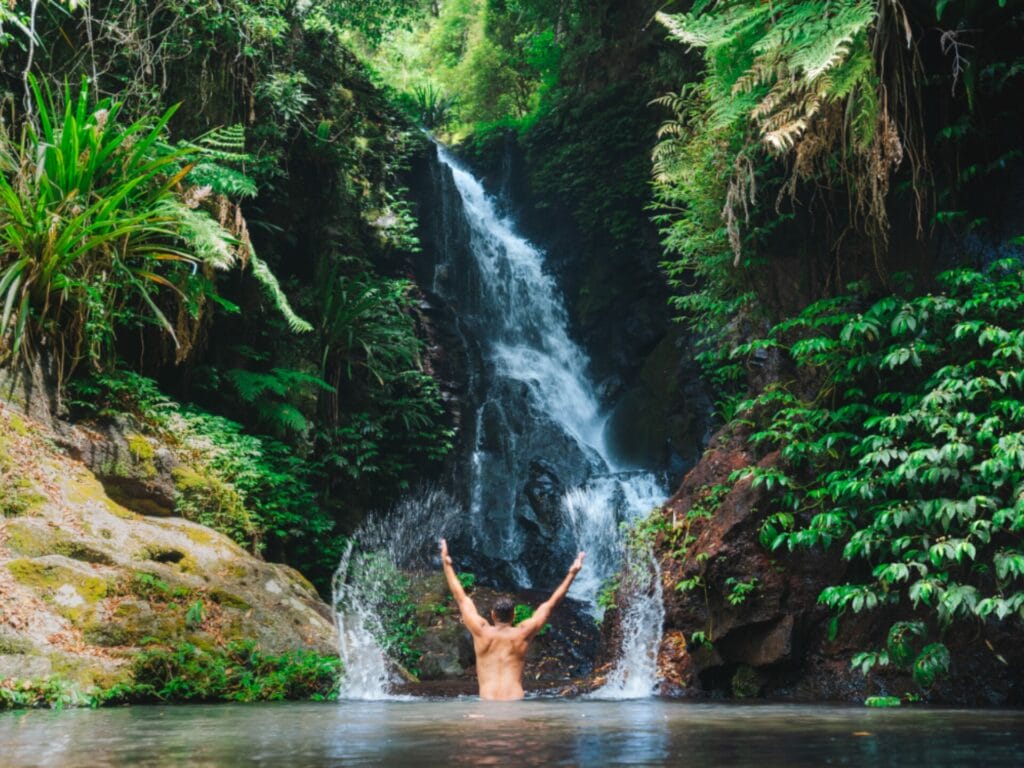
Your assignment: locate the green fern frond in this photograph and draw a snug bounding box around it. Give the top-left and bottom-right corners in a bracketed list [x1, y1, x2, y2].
[227, 369, 281, 403]
[256, 401, 310, 433]
[160, 200, 238, 271]
[249, 253, 314, 333]
[187, 163, 258, 199]
[184, 125, 257, 198]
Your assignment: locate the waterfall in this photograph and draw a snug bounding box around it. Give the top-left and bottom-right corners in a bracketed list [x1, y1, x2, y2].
[591, 541, 666, 699]
[431, 144, 666, 694]
[333, 143, 667, 698]
[332, 489, 461, 700]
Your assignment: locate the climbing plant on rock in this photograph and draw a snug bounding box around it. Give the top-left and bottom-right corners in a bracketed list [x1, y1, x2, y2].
[732, 260, 1024, 687]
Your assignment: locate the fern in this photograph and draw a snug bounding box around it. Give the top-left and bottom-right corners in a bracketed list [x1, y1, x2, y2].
[159, 200, 238, 271]
[184, 125, 258, 199]
[655, 0, 923, 273]
[227, 367, 333, 434]
[250, 253, 314, 333]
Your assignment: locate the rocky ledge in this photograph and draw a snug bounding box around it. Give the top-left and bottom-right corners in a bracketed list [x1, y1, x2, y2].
[0, 402, 337, 696]
[652, 425, 1024, 706]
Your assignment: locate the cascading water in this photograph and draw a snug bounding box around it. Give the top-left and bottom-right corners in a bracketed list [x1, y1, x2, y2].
[332, 142, 668, 699]
[429, 144, 666, 697]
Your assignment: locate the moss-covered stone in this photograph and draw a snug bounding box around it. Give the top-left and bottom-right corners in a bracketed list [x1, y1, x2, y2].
[66, 474, 139, 520]
[182, 526, 215, 546]
[7, 558, 108, 601]
[8, 413, 28, 436]
[7, 558, 109, 623]
[126, 433, 157, 479]
[6, 520, 114, 564]
[0, 444, 45, 517]
[0, 633, 35, 655]
[207, 588, 252, 610]
[172, 466, 255, 546]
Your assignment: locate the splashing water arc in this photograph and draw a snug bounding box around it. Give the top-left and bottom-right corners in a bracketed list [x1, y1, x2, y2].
[333, 142, 667, 699]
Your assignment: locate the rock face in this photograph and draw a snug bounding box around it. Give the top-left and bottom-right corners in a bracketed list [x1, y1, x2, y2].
[654, 425, 1024, 705]
[0, 402, 337, 693]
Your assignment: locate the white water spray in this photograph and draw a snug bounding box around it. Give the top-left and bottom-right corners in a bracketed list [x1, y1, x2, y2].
[332, 489, 461, 699]
[591, 541, 666, 699]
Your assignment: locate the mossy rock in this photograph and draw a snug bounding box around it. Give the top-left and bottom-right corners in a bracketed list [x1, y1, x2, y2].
[7, 557, 110, 623]
[82, 622, 134, 648]
[5, 519, 115, 565]
[136, 544, 188, 565]
[0, 450, 45, 517]
[273, 564, 319, 598]
[46, 652, 128, 689]
[7, 558, 108, 601]
[82, 599, 183, 647]
[207, 588, 251, 611]
[8, 413, 29, 436]
[182, 526, 216, 546]
[0, 632, 35, 655]
[66, 475, 138, 520]
[172, 466, 255, 546]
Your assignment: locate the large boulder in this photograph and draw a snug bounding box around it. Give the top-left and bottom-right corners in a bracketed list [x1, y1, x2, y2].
[0, 402, 337, 695]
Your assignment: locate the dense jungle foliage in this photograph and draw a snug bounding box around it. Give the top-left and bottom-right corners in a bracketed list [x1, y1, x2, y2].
[0, 0, 455, 588]
[2, 0, 1024, 701]
[651, 0, 1024, 691]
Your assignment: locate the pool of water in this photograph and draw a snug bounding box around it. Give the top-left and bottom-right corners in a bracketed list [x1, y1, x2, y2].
[2, 699, 1022, 767]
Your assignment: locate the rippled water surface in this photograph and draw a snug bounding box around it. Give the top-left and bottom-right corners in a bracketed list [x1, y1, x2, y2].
[2, 699, 1023, 767]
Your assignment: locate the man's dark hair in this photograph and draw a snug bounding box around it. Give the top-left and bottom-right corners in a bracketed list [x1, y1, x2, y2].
[492, 597, 515, 624]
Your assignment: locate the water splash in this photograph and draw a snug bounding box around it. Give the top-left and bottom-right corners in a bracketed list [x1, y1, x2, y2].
[331, 488, 461, 699]
[592, 541, 665, 700]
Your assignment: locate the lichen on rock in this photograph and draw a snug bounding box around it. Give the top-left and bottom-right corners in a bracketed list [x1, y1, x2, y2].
[0, 403, 339, 707]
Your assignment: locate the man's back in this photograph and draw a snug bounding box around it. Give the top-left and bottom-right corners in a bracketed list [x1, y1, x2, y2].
[472, 624, 531, 700]
[439, 539, 585, 700]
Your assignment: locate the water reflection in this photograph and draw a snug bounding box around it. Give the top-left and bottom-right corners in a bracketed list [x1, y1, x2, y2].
[2, 700, 1023, 767]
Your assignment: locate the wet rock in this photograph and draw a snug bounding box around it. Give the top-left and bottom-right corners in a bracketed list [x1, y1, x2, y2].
[522, 460, 563, 537]
[605, 330, 712, 475]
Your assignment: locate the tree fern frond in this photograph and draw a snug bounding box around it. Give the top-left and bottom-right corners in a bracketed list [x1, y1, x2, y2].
[227, 368, 279, 403]
[256, 401, 310, 433]
[160, 200, 238, 270]
[249, 252, 314, 333]
[187, 162, 258, 199]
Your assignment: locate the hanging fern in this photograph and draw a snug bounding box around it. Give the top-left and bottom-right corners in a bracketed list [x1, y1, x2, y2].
[185, 125, 258, 200]
[656, 0, 926, 262]
[250, 252, 314, 333]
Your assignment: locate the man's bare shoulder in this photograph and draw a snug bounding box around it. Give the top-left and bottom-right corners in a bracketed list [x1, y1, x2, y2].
[474, 624, 528, 639]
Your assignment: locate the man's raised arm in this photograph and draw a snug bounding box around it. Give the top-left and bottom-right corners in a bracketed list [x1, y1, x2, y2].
[440, 538, 487, 633]
[519, 551, 585, 638]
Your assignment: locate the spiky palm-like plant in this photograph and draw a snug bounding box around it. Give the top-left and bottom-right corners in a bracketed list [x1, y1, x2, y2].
[0, 77, 308, 385]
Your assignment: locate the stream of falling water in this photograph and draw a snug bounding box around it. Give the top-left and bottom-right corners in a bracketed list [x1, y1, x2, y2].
[332, 144, 666, 699]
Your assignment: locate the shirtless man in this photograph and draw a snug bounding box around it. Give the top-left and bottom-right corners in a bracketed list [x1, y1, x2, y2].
[439, 538, 585, 700]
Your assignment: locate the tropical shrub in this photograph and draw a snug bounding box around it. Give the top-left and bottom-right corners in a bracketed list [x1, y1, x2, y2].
[0, 77, 306, 385]
[733, 261, 1024, 686]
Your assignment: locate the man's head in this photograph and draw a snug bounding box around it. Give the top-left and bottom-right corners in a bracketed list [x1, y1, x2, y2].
[491, 597, 515, 625]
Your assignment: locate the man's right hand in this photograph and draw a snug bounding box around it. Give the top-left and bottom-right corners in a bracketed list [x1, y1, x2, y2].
[440, 538, 453, 566]
[569, 551, 586, 575]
